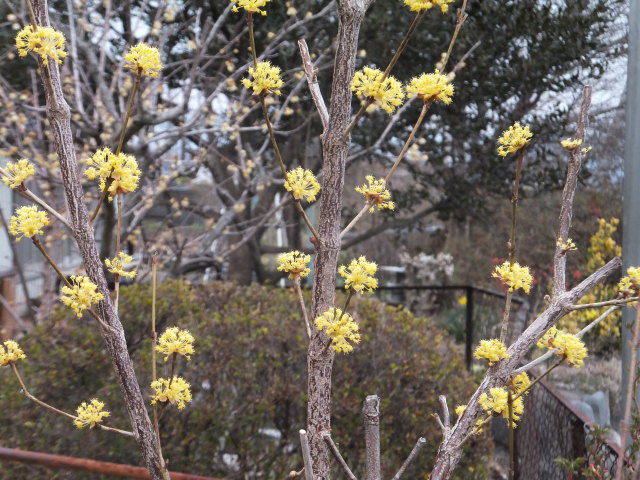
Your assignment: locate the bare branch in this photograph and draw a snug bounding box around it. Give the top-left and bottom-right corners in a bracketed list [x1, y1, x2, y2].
[322, 432, 358, 480]
[439, 395, 450, 434]
[298, 39, 329, 132]
[391, 437, 426, 480]
[299, 430, 314, 480]
[363, 395, 381, 480]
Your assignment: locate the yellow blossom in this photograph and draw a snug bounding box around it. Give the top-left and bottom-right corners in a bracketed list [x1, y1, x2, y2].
[73, 399, 110, 429]
[9, 206, 49, 241]
[2, 159, 35, 188]
[556, 237, 577, 253]
[230, 0, 272, 16]
[105, 252, 137, 279]
[560, 138, 583, 150]
[454, 404, 487, 433]
[406, 70, 454, 104]
[497, 122, 533, 157]
[403, 0, 455, 13]
[284, 168, 320, 202]
[60, 275, 104, 318]
[455, 405, 466, 416]
[242, 61, 283, 95]
[537, 327, 588, 368]
[156, 327, 195, 361]
[355, 176, 394, 212]
[277, 251, 311, 279]
[474, 339, 510, 366]
[16, 25, 67, 66]
[510, 372, 531, 396]
[458, 296, 467, 306]
[618, 266, 640, 298]
[492, 261, 533, 294]
[124, 43, 162, 77]
[151, 377, 192, 410]
[479, 387, 524, 427]
[351, 67, 404, 114]
[85, 148, 141, 200]
[315, 308, 361, 354]
[338, 256, 378, 294]
[0, 340, 26, 367]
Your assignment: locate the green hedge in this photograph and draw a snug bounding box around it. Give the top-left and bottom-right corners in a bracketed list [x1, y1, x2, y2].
[0, 280, 489, 479]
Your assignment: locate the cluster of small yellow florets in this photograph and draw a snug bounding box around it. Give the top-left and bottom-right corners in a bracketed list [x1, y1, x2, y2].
[556, 237, 577, 253]
[9, 206, 49, 242]
[492, 261, 533, 294]
[277, 251, 311, 279]
[242, 61, 283, 96]
[338, 256, 378, 294]
[60, 275, 104, 318]
[474, 339, 510, 366]
[560, 138, 583, 150]
[284, 168, 320, 203]
[156, 327, 195, 361]
[537, 326, 588, 368]
[406, 70, 454, 104]
[74, 399, 110, 429]
[16, 25, 67, 66]
[151, 377, 192, 410]
[479, 387, 524, 428]
[85, 147, 141, 200]
[230, 0, 272, 16]
[355, 176, 394, 212]
[105, 252, 137, 279]
[124, 43, 162, 77]
[2, 159, 35, 189]
[0, 340, 26, 367]
[404, 0, 455, 13]
[351, 67, 405, 114]
[618, 267, 640, 299]
[497, 122, 533, 157]
[315, 308, 361, 354]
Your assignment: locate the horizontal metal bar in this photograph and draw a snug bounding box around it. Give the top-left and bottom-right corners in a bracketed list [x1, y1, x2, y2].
[0, 447, 221, 480]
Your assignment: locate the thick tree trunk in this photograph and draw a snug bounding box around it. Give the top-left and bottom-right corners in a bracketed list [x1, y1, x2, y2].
[32, 2, 169, 479]
[307, 1, 373, 478]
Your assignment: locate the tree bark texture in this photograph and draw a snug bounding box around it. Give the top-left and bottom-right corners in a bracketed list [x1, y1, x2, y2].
[307, 1, 373, 478]
[31, 2, 169, 479]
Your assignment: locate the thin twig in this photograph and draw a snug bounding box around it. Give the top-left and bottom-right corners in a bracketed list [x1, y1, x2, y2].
[297, 39, 328, 131]
[340, 201, 371, 239]
[568, 297, 636, 310]
[363, 395, 381, 480]
[440, 0, 469, 72]
[439, 395, 450, 434]
[391, 437, 426, 480]
[299, 429, 314, 480]
[322, 432, 358, 480]
[553, 85, 592, 297]
[151, 255, 161, 450]
[294, 279, 312, 339]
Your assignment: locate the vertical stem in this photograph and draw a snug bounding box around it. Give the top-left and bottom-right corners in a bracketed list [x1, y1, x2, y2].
[116, 72, 141, 156]
[294, 278, 312, 339]
[151, 255, 161, 447]
[114, 193, 123, 311]
[247, 14, 259, 68]
[465, 287, 474, 371]
[363, 395, 381, 480]
[508, 390, 515, 480]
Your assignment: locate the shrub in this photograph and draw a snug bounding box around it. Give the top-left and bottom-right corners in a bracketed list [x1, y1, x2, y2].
[0, 280, 489, 479]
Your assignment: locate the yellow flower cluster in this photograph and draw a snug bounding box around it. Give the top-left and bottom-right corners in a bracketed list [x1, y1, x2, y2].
[510, 372, 531, 396]
[73, 399, 110, 429]
[492, 261, 533, 294]
[9, 206, 49, 242]
[105, 252, 137, 279]
[156, 327, 195, 361]
[242, 61, 283, 96]
[355, 176, 394, 212]
[124, 43, 162, 77]
[497, 122, 533, 157]
[230, 0, 272, 16]
[560, 138, 583, 150]
[474, 339, 510, 366]
[0, 340, 26, 367]
[61, 275, 104, 318]
[85, 148, 141, 200]
[16, 25, 67, 66]
[339, 256, 378, 294]
[479, 387, 524, 428]
[2, 159, 35, 189]
[404, 0, 455, 13]
[284, 168, 320, 203]
[556, 237, 577, 253]
[537, 326, 588, 368]
[618, 267, 640, 299]
[277, 251, 311, 279]
[454, 404, 487, 434]
[151, 377, 192, 410]
[315, 308, 361, 354]
[406, 70, 454, 104]
[351, 67, 404, 114]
